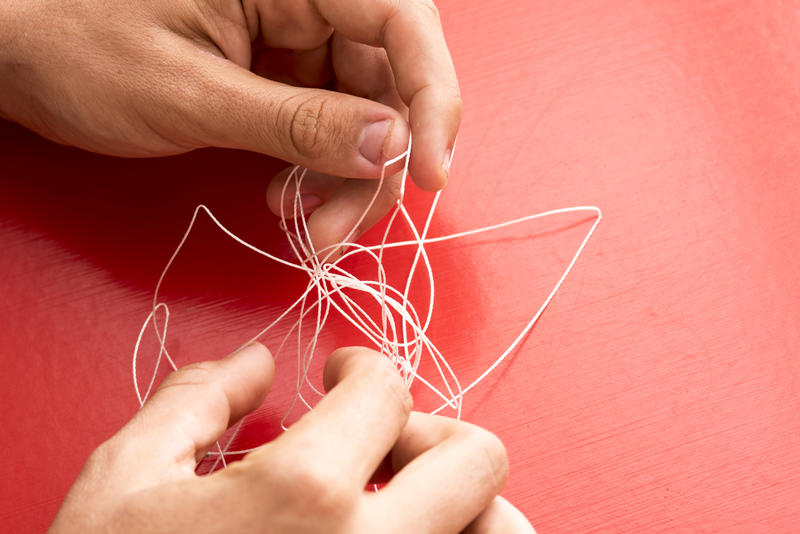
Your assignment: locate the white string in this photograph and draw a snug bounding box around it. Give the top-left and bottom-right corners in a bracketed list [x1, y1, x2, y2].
[131, 134, 602, 464]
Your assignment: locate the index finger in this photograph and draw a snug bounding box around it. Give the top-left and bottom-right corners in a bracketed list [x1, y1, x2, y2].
[314, 0, 461, 191]
[115, 343, 274, 479]
[247, 346, 413, 489]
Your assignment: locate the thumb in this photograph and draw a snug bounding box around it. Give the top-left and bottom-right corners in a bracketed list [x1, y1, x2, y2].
[178, 46, 410, 179]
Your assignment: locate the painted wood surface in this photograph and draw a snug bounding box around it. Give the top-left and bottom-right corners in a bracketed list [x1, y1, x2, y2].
[2, 1, 799, 531]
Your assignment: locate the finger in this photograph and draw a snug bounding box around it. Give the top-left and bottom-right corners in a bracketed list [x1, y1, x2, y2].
[266, 167, 345, 218]
[332, 35, 406, 112]
[266, 166, 401, 256]
[118, 343, 275, 472]
[248, 346, 412, 488]
[170, 38, 410, 179]
[268, 36, 408, 254]
[292, 43, 334, 88]
[369, 412, 509, 533]
[305, 173, 402, 256]
[255, 0, 333, 50]
[464, 496, 537, 534]
[313, 0, 462, 190]
[251, 45, 333, 88]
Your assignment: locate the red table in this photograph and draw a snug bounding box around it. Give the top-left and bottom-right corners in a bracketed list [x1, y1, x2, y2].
[2, 1, 799, 531]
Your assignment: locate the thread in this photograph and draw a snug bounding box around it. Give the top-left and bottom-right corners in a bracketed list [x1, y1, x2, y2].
[132, 134, 602, 462]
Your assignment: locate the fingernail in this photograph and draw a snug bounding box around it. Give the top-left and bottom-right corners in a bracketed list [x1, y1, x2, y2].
[359, 119, 392, 164]
[442, 148, 453, 174]
[300, 194, 322, 213]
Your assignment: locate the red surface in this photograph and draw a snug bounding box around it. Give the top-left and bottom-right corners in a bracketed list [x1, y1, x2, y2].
[2, 1, 800, 531]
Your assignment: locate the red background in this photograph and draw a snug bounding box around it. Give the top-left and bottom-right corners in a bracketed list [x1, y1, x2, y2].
[2, 1, 800, 531]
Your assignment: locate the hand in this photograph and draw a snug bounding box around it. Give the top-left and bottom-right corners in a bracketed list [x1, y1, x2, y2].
[50, 344, 535, 533]
[0, 0, 460, 252]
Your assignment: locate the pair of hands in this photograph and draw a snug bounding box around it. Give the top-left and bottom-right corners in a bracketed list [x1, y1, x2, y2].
[50, 344, 534, 533]
[1, 0, 460, 252]
[1, 0, 533, 529]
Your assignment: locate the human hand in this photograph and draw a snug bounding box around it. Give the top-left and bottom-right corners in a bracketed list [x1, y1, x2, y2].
[0, 0, 460, 252]
[50, 344, 534, 533]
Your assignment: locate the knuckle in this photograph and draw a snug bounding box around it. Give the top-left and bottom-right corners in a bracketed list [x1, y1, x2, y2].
[284, 462, 357, 518]
[375, 0, 400, 43]
[464, 426, 509, 492]
[292, 463, 337, 499]
[111, 494, 154, 532]
[167, 360, 215, 383]
[149, 361, 229, 417]
[282, 92, 336, 161]
[85, 439, 115, 472]
[415, 0, 441, 21]
[230, 450, 357, 523]
[157, 361, 219, 393]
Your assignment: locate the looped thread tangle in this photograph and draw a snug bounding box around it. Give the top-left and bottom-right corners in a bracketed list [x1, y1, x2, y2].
[132, 134, 602, 468]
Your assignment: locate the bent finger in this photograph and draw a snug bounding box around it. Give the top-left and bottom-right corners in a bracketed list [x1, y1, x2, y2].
[248, 346, 412, 489]
[266, 167, 345, 218]
[314, 0, 461, 190]
[369, 412, 509, 533]
[119, 343, 274, 472]
[266, 166, 402, 256]
[332, 35, 406, 112]
[306, 173, 403, 257]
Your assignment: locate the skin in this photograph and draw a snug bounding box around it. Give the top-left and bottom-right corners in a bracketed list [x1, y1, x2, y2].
[49, 345, 536, 533]
[1, 0, 535, 530]
[0, 0, 461, 252]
